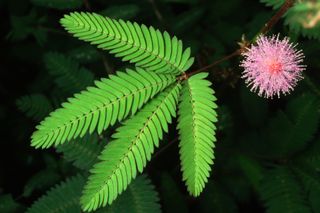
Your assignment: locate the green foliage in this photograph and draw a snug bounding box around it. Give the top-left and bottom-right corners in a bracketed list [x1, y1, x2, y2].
[262, 93, 320, 157]
[67, 45, 100, 64]
[26, 9, 221, 211]
[23, 169, 60, 197]
[44, 52, 95, 94]
[293, 166, 320, 211]
[81, 84, 181, 211]
[26, 174, 160, 213]
[0, 194, 24, 212]
[260, 0, 285, 9]
[60, 12, 194, 75]
[261, 0, 320, 39]
[259, 167, 311, 213]
[4, 0, 320, 212]
[31, 68, 176, 148]
[177, 72, 218, 196]
[240, 84, 268, 126]
[7, 10, 47, 45]
[199, 182, 237, 213]
[285, 1, 320, 40]
[56, 133, 104, 170]
[172, 7, 205, 34]
[16, 94, 53, 121]
[99, 4, 140, 20]
[31, 0, 82, 9]
[236, 154, 264, 190]
[160, 173, 188, 213]
[27, 175, 85, 213]
[98, 175, 161, 213]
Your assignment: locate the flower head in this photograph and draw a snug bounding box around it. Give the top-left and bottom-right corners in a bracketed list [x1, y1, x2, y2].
[240, 34, 305, 98]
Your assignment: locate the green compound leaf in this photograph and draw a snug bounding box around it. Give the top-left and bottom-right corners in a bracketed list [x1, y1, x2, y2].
[23, 169, 60, 197]
[99, 4, 140, 20]
[97, 175, 161, 213]
[261, 0, 320, 39]
[27, 175, 85, 213]
[31, 68, 176, 149]
[60, 12, 194, 75]
[16, 94, 53, 121]
[56, 133, 104, 170]
[177, 72, 218, 197]
[285, 1, 320, 40]
[259, 167, 311, 213]
[263, 93, 320, 157]
[44, 52, 95, 94]
[0, 194, 25, 213]
[26, 175, 160, 213]
[81, 84, 181, 211]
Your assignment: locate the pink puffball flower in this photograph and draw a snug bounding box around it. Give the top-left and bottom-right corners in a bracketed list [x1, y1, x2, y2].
[240, 34, 306, 98]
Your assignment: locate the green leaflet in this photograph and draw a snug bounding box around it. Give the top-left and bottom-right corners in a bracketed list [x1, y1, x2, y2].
[60, 12, 194, 75]
[177, 72, 218, 197]
[27, 175, 85, 213]
[31, 68, 176, 149]
[81, 83, 181, 211]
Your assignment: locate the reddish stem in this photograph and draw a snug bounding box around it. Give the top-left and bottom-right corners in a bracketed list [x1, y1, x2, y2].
[186, 0, 295, 77]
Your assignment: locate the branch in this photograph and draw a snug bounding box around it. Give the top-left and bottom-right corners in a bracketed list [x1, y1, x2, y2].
[186, 0, 295, 77]
[259, 0, 294, 35]
[83, 0, 92, 11]
[147, 0, 165, 25]
[187, 49, 242, 77]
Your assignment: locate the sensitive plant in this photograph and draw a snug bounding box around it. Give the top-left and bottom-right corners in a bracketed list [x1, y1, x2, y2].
[30, 10, 303, 212]
[4, 0, 320, 212]
[30, 11, 217, 211]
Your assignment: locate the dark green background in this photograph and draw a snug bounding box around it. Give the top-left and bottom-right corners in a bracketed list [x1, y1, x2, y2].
[1, 0, 320, 212]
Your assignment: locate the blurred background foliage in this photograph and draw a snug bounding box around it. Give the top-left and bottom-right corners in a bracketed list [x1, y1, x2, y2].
[1, 0, 320, 212]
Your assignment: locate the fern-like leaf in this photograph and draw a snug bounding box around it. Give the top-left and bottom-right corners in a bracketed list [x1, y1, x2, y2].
[56, 133, 104, 170]
[44, 52, 94, 94]
[81, 83, 181, 211]
[262, 93, 320, 157]
[285, 1, 320, 40]
[60, 12, 194, 75]
[177, 72, 218, 197]
[261, 0, 320, 39]
[98, 175, 161, 213]
[294, 166, 320, 211]
[0, 194, 24, 213]
[17, 94, 53, 121]
[31, 68, 176, 149]
[259, 167, 311, 213]
[27, 175, 85, 213]
[23, 169, 60, 197]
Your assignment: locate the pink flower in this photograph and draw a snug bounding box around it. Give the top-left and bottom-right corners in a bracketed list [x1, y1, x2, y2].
[240, 34, 305, 98]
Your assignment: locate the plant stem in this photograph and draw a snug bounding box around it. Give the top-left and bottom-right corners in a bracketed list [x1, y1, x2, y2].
[259, 0, 294, 35]
[187, 0, 295, 77]
[187, 49, 242, 77]
[83, 0, 92, 11]
[147, 0, 165, 25]
[151, 137, 178, 160]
